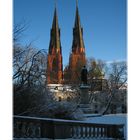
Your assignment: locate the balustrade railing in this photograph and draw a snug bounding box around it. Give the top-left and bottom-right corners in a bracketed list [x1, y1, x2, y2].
[14, 115, 125, 139]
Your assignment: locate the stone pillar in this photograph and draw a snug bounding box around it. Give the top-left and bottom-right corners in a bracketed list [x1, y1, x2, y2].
[79, 85, 94, 114]
[80, 85, 90, 104]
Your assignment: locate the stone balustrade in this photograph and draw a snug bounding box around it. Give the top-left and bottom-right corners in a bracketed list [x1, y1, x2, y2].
[14, 115, 125, 139]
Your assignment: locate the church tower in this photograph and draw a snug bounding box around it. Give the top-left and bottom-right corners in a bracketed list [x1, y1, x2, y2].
[47, 6, 63, 84]
[67, 1, 86, 84]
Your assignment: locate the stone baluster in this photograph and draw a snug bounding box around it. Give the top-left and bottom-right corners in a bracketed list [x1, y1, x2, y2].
[35, 123, 41, 138]
[84, 126, 88, 138]
[118, 126, 124, 138]
[80, 126, 84, 138]
[97, 127, 100, 137]
[97, 127, 99, 137]
[71, 126, 74, 138]
[88, 126, 92, 138]
[78, 126, 81, 138]
[83, 126, 85, 138]
[21, 122, 27, 137]
[92, 127, 95, 137]
[100, 127, 104, 137]
[75, 126, 79, 138]
[104, 126, 107, 138]
[99, 127, 102, 137]
[72, 126, 76, 138]
[87, 127, 90, 138]
[26, 122, 33, 137]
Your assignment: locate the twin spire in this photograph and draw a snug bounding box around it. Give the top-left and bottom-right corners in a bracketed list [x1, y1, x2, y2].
[50, 0, 84, 53]
[53, 0, 80, 27]
[47, 0, 86, 84]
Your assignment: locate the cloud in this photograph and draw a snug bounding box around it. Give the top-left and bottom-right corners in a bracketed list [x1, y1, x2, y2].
[105, 59, 127, 64]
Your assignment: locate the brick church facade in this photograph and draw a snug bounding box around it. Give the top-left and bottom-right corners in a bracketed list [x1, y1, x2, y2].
[47, 7, 63, 84]
[65, 3, 86, 84]
[47, 2, 86, 85]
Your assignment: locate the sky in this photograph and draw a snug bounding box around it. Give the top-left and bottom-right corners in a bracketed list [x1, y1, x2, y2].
[14, 0, 126, 67]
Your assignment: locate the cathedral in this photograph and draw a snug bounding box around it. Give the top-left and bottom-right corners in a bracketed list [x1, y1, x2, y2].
[47, 1, 86, 85]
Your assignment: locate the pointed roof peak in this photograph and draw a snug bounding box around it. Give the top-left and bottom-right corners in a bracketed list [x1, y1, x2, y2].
[54, 6, 57, 18]
[74, 0, 81, 27]
[73, 0, 85, 49]
[52, 4, 59, 29]
[50, 3, 61, 51]
[76, 0, 79, 14]
[54, 0, 57, 17]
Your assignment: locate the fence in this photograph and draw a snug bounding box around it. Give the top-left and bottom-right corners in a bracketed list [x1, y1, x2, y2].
[14, 115, 124, 139]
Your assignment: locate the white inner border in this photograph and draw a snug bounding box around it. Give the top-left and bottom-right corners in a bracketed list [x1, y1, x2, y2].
[0, 0, 12, 139]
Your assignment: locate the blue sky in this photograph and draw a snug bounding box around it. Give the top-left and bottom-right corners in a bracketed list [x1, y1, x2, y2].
[14, 0, 126, 67]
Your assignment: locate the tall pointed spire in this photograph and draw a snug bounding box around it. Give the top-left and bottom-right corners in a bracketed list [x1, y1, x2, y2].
[72, 0, 85, 53]
[75, 0, 81, 27]
[52, 7, 58, 28]
[49, 2, 61, 54]
[47, 2, 63, 84]
[67, 0, 86, 84]
[52, 1, 58, 29]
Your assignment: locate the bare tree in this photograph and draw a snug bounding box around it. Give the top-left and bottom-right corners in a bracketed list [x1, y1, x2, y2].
[87, 59, 127, 115]
[13, 23, 50, 115]
[13, 22, 48, 91]
[102, 61, 127, 115]
[13, 45, 47, 93]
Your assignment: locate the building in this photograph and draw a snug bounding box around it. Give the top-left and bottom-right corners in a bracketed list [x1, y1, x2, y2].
[64, 2, 86, 84]
[47, 7, 63, 84]
[47, 1, 104, 86]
